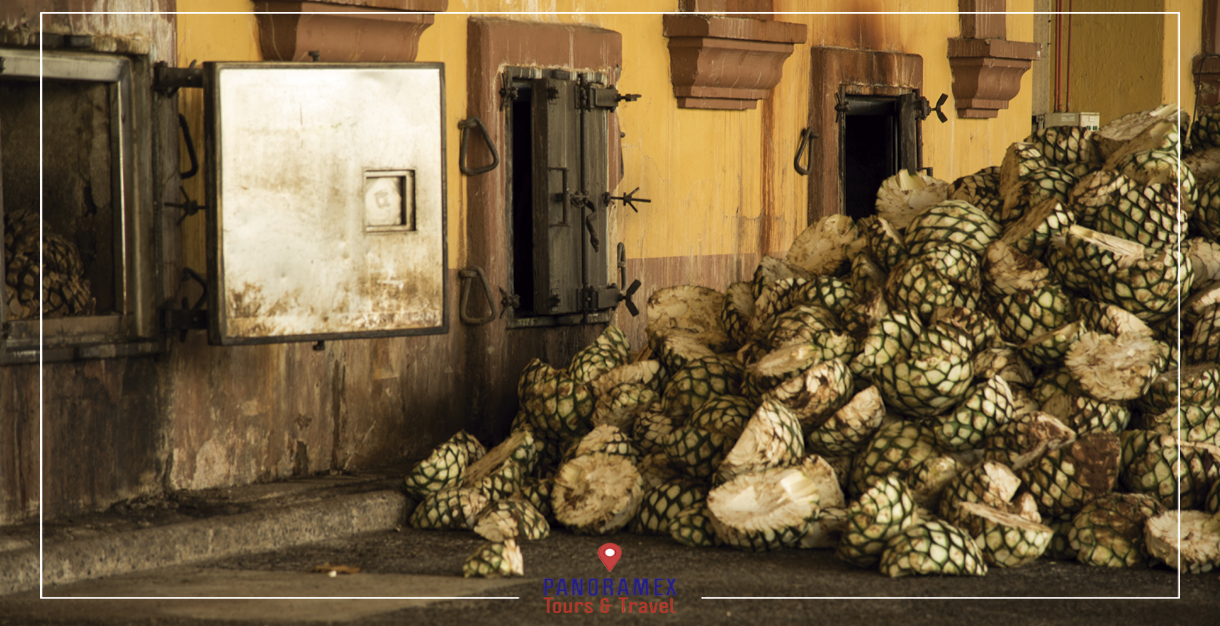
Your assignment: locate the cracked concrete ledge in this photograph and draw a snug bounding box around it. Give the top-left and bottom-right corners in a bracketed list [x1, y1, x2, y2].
[0, 489, 409, 597]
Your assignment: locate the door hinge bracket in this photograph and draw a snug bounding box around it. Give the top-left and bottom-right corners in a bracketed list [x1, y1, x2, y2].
[162, 267, 209, 342]
[581, 85, 641, 111]
[154, 60, 203, 96]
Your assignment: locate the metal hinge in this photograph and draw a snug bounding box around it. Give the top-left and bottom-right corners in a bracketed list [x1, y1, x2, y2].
[154, 60, 203, 96]
[834, 92, 851, 124]
[162, 268, 208, 342]
[498, 287, 520, 319]
[499, 77, 519, 110]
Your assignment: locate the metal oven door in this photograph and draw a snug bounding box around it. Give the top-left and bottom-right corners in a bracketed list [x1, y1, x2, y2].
[204, 62, 447, 345]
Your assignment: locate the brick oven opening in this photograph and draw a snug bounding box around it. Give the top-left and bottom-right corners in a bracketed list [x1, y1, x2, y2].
[0, 48, 160, 363]
[2, 77, 116, 320]
[806, 47, 923, 223]
[507, 73, 538, 317]
[500, 65, 617, 327]
[841, 95, 902, 220]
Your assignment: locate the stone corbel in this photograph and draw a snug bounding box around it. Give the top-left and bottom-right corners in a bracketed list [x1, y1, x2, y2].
[254, 0, 446, 62]
[947, 0, 1040, 119]
[662, 14, 806, 110]
[947, 38, 1041, 118]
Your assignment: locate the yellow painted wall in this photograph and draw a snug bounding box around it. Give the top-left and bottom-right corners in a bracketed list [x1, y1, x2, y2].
[1165, 0, 1201, 116]
[176, 2, 1176, 269]
[417, 2, 1040, 263]
[175, 0, 260, 275]
[1050, 0, 1201, 125]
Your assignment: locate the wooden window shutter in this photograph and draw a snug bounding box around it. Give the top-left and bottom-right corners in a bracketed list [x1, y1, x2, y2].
[531, 75, 583, 316]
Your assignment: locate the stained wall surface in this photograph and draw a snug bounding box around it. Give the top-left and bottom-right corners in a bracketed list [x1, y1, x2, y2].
[1042, 0, 1199, 124]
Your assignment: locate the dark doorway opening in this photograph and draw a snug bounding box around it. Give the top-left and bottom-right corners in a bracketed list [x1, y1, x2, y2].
[841, 96, 900, 221]
[2, 78, 117, 319]
[507, 78, 536, 316]
[501, 66, 617, 327]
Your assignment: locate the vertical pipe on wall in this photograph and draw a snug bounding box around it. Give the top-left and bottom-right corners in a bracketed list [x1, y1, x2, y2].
[1065, 0, 1072, 111]
[1053, 0, 1060, 111]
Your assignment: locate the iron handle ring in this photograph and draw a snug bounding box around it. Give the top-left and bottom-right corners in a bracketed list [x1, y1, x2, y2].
[794, 128, 816, 176]
[178, 114, 199, 179]
[458, 116, 499, 176]
[459, 266, 497, 325]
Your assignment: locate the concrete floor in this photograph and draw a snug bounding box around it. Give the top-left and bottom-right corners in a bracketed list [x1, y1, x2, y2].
[2, 526, 1217, 625]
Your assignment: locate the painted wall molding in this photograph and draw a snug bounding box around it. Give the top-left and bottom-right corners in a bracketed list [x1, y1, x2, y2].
[662, 14, 806, 110]
[947, 0, 1040, 119]
[254, 0, 445, 62]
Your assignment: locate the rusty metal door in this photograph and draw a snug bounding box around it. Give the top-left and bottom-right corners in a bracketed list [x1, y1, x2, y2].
[531, 75, 582, 317]
[204, 62, 447, 345]
[897, 91, 923, 174]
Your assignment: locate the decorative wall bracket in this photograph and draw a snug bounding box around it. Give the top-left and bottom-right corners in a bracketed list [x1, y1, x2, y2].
[662, 14, 806, 110]
[254, 0, 446, 62]
[946, 0, 1040, 119]
[947, 37, 1041, 119]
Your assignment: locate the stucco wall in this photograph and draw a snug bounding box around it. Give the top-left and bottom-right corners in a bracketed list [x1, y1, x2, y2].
[1165, 0, 1202, 115]
[1044, 0, 1199, 125]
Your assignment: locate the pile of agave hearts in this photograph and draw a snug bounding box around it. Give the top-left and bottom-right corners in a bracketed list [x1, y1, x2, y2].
[406, 104, 1220, 579]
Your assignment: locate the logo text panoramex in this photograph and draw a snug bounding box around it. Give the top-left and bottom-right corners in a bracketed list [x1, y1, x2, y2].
[540, 543, 678, 615]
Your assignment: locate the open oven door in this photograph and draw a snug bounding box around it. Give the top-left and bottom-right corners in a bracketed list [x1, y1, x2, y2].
[203, 62, 447, 346]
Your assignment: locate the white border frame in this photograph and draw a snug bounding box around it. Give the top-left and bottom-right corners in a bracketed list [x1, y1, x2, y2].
[36, 7, 1185, 604]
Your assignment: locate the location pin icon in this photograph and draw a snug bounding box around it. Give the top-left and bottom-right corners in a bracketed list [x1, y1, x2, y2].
[598, 543, 622, 573]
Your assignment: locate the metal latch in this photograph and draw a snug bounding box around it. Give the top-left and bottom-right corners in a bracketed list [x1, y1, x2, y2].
[580, 243, 643, 317]
[459, 266, 498, 325]
[154, 60, 203, 96]
[617, 242, 642, 317]
[603, 188, 651, 213]
[572, 192, 600, 252]
[917, 93, 950, 123]
[162, 268, 208, 342]
[582, 86, 642, 111]
[167, 185, 206, 224]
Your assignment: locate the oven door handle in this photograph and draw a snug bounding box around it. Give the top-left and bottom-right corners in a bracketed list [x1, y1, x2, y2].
[459, 266, 498, 325]
[458, 116, 499, 176]
[178, 114, 200, 179]
[793, 128, 817, 176]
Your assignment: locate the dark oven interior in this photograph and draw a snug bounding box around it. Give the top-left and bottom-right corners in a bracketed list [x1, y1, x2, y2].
[841, 95, 901, 221]
[2, 76, 118, 321]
